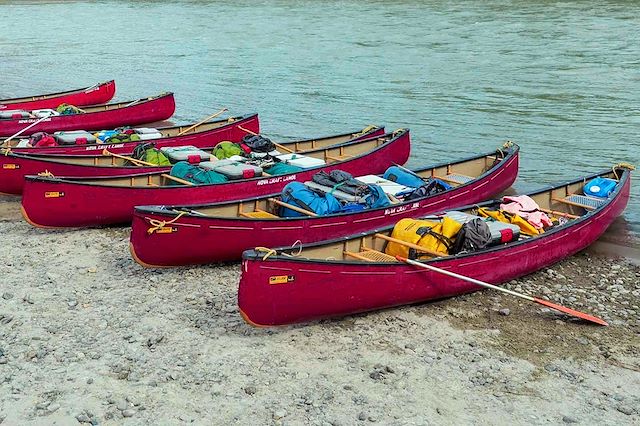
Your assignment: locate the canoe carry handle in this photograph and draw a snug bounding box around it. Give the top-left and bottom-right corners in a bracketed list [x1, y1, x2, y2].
[177, 108, 228, 136]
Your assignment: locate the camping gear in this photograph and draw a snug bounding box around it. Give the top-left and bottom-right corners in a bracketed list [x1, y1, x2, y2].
[212, 142, 243, 160]
[237, 165, 632, 326]
[280, 182, 342, 217]
[264, 162, 304, 175]
[450, 218, 492, 254]
[0, 93, 176, 137]
[397, 256, 607, 326]
[160, 146, 211, 163]
[0, 81, 115, 111]
[584, 177, 617, 198]
[53, 131, 97, 145]
[55, 103, 84, 115]
[31, 109, 60, 118]
[0, 124, 381, 196]
[478, 207, 542, 236]
[200, 159, 263, 180]
[0, 110, 31, 119]
[406, 178, 451, 200]
[383, 165, 425, 188]
[355, 174, 413, 196]
[134, 128, 163, 140]
[312, 170, 369, 197]
[21, 129, 407, 227]
[445, 211, 520, 246]
[277, 153, 326, 169]
[384, 217, 463, 258]
[169, 161, 228, 185]
[500, 195, 552, 229]
[128, 143, 520, 266]
[242, 134, 275, 152]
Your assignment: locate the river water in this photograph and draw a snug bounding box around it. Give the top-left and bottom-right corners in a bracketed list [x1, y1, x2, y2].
[1, 0, 638, 240]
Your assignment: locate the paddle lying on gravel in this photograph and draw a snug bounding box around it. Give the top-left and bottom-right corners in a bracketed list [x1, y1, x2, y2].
[396, 255, 608, 326]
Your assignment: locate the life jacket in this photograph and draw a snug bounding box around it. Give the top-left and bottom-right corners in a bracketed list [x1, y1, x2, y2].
[384, 217, 463, 258]
[477, 207, 542, 236]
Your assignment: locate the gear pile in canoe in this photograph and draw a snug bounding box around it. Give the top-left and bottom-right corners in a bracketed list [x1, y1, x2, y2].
[1, 81, 634, 328]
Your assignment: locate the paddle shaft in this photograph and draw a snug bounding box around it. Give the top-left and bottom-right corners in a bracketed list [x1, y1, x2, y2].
[4, 113, 54, 145]
[177, 108, 228, 136]
[397, 255, 608, 326]
[237, 125, 293, 153]
[101, 149, 195, 186]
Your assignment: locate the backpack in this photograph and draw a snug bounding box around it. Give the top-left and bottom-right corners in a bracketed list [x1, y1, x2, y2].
[384, 217, 463, 259]
[213, 142, 243, 160]
[131, 143, 170, 166]
[242, 135, 275, 153]
[169, 161, 228, 185]
[29, 132, 56, 147]
[280, 182, 342, 217]
[451, 218, 492, 254]
[406, 178, 451, 200]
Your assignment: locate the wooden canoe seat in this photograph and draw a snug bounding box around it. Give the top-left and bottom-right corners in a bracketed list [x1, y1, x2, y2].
[239, 210, 279, 219]
[344, 249, 396, 262]
[552, 194, 606, 210]
[434, 173, 474, 185]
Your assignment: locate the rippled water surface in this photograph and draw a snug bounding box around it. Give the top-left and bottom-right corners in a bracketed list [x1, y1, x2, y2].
[1, 0, 638, 236]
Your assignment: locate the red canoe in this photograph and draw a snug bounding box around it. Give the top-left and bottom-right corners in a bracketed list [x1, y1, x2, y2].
[129, 142, 519, 266]
[238, 165, 632, 327]
[0, 93, 175, 137]
[21, 128, 404, 228]
[0, 81, 116, 111]
[1, 113, 260, 156]
[0, 124, 382, 195]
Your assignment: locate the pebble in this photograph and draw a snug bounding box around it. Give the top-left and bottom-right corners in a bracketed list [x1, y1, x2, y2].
[122, 409, 136, 418]
[76, 413, 91, 423]
[616, 405, 634, 415]
[47, 403, 60, 413]
[274, 409, 287, 419]
[498, 308, 510, 316]
[68, 299, 78, 308]
[116, 399, 129, 411]
[358, 412, 368, 421]
[2, 293, 13, 300]
[562, 415, 578, 423]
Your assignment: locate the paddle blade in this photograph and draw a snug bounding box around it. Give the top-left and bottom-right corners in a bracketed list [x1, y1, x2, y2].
[534, 297, 608, 326]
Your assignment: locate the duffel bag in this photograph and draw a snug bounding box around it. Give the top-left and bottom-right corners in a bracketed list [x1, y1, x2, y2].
[280, 182, 342, 217]
[384, 217, 462, 258]
[383, 166, 425, 189]
[169, 161, 228, 185]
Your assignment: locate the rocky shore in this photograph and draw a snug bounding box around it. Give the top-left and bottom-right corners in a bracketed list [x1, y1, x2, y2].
[0, 198, 638, 425]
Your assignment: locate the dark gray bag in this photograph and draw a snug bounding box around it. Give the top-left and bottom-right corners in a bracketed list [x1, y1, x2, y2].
[451, 218, 492, 254]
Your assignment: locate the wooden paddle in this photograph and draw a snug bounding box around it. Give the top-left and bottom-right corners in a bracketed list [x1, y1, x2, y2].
[237, 125, 293, 153]
[177, 108, 228, 136]
[101, 149, 195, 186]
[396, 255, 608, 326]
[3, 112, 55, 146]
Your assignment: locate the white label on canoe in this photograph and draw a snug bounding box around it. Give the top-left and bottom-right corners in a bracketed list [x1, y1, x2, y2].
[84, 143, 125, 151]
[18, 118, 52, 124]
[257, 174, 297, 186]
[384, 202, 420, 216]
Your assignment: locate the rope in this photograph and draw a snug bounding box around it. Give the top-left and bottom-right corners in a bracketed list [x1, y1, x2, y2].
[3, 147, 10, 156]
[290, 240, 303, 256]
[352, 125, 377, 137]
[613, 162, 635, 180]
[255, 247, 277, 260]
[502, 140, 514, 150]
[37, 170, 55, 178]
[146, 211, 187, 235]
[392, 128, 407, 137]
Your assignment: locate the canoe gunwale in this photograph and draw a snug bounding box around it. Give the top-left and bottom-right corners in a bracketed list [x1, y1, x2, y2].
[0, 80, 115, 105]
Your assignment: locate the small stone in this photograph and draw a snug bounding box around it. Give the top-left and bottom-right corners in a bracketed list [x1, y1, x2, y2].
[0, 357, 8, 365]
[87, 267, 97, 273]
[274, 409, 287, 419]
[244, 386, 257, 395]
[47, 403, 60, 413]
[562, 415, 578, 423]
[36, 401, 51, 410]
[122, 409, 136, 418]
[76, 413, 91, 423]
[86, 378, 94, 384]
[23, 294, 34, 304]
[617, 405, 634, 415]
[498, 308, 510, 316]
[68, 300, 78, 308]
[358, 412, 368, 421]
[368, 415, 378, 422]
[2, 293, 13, 300]
[116, 399, 129, 411]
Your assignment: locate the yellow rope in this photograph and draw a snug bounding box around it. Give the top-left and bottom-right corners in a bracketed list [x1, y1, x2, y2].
[2, 147, 11, 156]
[392, 128, 407, 137]
[502, 140, 514, 150]
[352, 125, 378, 137]
[146, 211, 187, 235]
[37, 170, 55, 178]
[254, 247, 277, 260]
[613, 162, 635, 180]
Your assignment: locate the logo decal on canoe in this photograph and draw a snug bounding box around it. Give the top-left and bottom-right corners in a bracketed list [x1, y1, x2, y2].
[44, 191, 64, 198]
[257, 174, 297, 186]
[269, 275, 295, 285]
[155, 227, 176, 234]
[2, 164, 19, 169]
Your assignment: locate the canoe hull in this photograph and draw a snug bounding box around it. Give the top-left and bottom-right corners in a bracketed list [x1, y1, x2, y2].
[21, 131, 410, 228]
[129, 148, 519, 266]
[0, 80, 116, 110]
[3, 114, 260, 157]
[0, 93, 175, 136]
[0, 115, 262, 194]
[237, 172, 631, 327]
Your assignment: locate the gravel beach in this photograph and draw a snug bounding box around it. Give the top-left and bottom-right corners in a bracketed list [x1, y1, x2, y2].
[0, 197, 638, 425]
